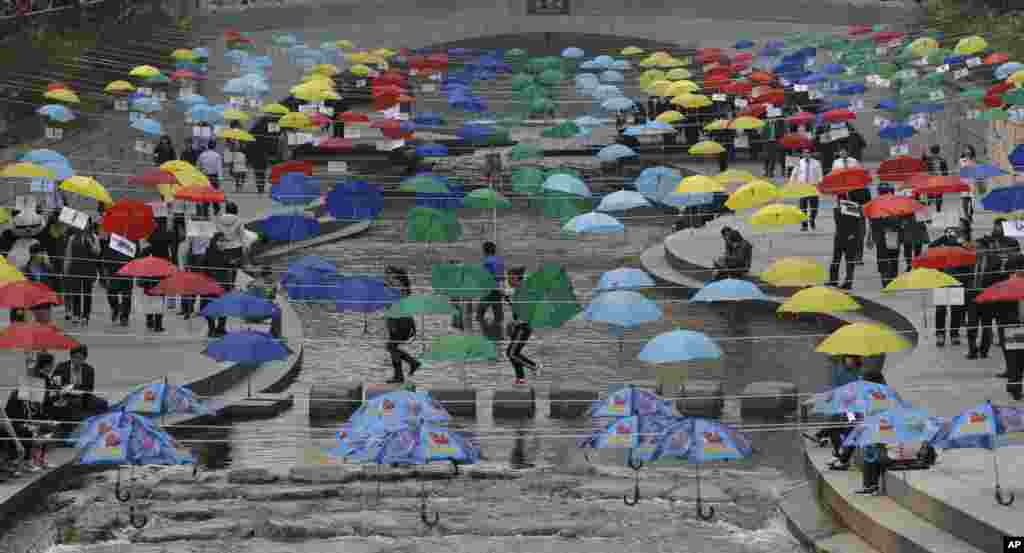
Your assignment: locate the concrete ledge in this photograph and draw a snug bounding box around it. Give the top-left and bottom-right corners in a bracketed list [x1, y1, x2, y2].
[218, 393, 295, 419]
[778, 481, 847, 551]
[431, 388, 477, 418]
[740, 381, 797, 420]
[675, 380, 724, 419]
[493, 388, 536, 419]
[548, 388, 598, 419]
[251, 219, 372, 262]
[308, 383, 362, 421]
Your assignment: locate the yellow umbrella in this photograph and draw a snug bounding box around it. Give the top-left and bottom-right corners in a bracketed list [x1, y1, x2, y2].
[166, 169, 208, 189]
[160, 160, 197, 173]
[350, 64, 372, 77]
[1008, 70, 1024, 86]
[657, 57, 686, 68]
[105, 80, 136, 93]
[218, 128, 255, 142]
[171, 48, 197, 61]
[666, 80, 699, 96]
[279, 112, 314, 129]
[129, 65, 161, 78]
[222, 109, 251, 122]
[778, 286, 861, 314]
[671, 93, 712, 109]
[0, 208, 9, 226]
[60, 176, 113, 205]
[815, 322, 911, 356]
[622, 46, 644, 56]
[665, 68, 692, 81]
[675, 175, 724, 194]
[1, 162, 56, 179]
[715, 169, 755, 185]
[725, 179, 778, 210]
[313, 63, 340, 77]
[780, 183, 819, 199]
[954, 36, 988, 56]
[655, 111, 683, 124]
[639, 69, 666, 87]
[730, 116, 765, 130]
[703, 119, 730, 132]
[882, 268, 960, 292]
[646, 80, 675, 97]
[44, 89, 80, 104]
[335, 39, 354, 50]
[261, 103, 291, 116]
[292, 85, 340, 102]
[302, 74, 336, 87]
[0, 256, 26, 284]
[347, 52, 374, 64]
[689, 141, 725, 155]
[750, 204, 807, 228]
[908, 37, 938, 57]
[761, 257, 827, 287]
[639, 56, 662, 68]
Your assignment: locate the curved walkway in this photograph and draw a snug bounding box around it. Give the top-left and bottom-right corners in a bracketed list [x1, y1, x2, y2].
[641, 200, 1020, 553]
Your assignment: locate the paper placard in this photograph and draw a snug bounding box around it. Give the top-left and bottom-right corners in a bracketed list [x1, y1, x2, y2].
[966, 56, 982, 68]
[429, 73, 442, 81]
[421, 83, 437, 93]
[129, 111, 142, 123]
[711, 93, 726, 102]
[146, 202, 168, 218]
[936, 64, 950, 74]
[356, 79, 366, 88]
[734, 98, 748, 108]
[794, 84, 808, 92]
[733, 135, 749, 148]
[135, 140, 154, 154]
[751, 86, 764, 99]
[344, 128, 361, 139]
[933, 287, 965, 306]
[1004, 327, 1024, 350]
[44, 127, 63, 140]
[890, 144, 910, 156]
[327, 161, 348, 173]
[830, 129, 850, 142]
[268, 122, 280, 133]
[287, 133, 298, 146]
[376, 139, 405, 151]
[767, 107, 782, 118]
[839, 200, 862, 218]
[953, 68, 969, 80]
[1003, 220, 1024, 237]
[114, 99, 129, 111]
[808, 90, 823, 100]
[186, 219, 217, 238]
[109, 233, 136, 258]
[59, 206, 89, 229]
[929, 90, 945, 102]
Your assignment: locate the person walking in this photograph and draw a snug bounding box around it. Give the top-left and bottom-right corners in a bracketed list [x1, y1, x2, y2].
[383, 266, 420, 384]
[228, 140, 248, 193]
[62, 223, 100, 326]
[866, 216, 902, 288]
[958, 145, 981, 224]
[790, 149, 822, 231]
[966, 218, 1020, 359]
[99, 232, 135, 327]
[762, 116, 786, 178]
[476, 241, 505, 327]
[832, 148, 869, 265]
[504, 267, 540, 385]
[213, 201, 248, 271]
[178, 228, 212, 319]
[922, 144, 950, 212]
[929, 225, 972, 347]
[197, 141, 223, 217]
[247, 136, 270, 195]
[153, 135, 177, 166]
[180, 139, 198, 166]
[999, 254, 1024, 400]
[199, 232, 237, 338]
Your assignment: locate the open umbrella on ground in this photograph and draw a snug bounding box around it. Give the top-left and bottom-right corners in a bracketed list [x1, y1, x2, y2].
[977, 275, 1024, 304]
[113, 380, 219, 418]
[760, 257, 827, 287]
[777, 286, 861, 315]
[582, 290, 662, 357]
[815, 322, 911, 356]
[326, 180, 384, 220]
[117, 256, 178, 278]
[818, 167, 872, 195]
[578, 413, 682, 505]
[271, 172, 321, 206]
[980, 185, 1024, 213]
[510, 264, 581, 329]
[150, 271, 225, 297]
[912, 246, 977, 270]
[431, 263, 496, 300]
[0, 281, 62, 309]
[638, 330, 722, 363]
[863, 195, 927, 219]
[0, 323, 79, 351]
[255, 214, 321, 242]
[200, 291, 280, 320]
[692, 279, 767, 302]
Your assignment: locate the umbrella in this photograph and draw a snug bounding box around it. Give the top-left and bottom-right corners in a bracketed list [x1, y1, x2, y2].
[878, 124, 915, 141]
[598, 191, 650, 212]
[0, 257, 26, 284]
[726, 179, 779, 210]
[384, 294, 456, 318]
[332, 275, 401, 333]
[113, 381, 216, 417]
[423, 334, 499, 386]
[675, 175, 725, 195]
[842, 407, 944, 447]
[407, 207, 462, 243]
[117, 256, 178, 278]
[431, 263, 496, 300]
[883, 268, 960, 291]
[463, 189, 512, 209]
[282, 268, 335, 302]
[128, 169, 178, 188]
[37, 104, 75, 123]
[271, 173, 321, 206]
[563, 212, 624, 234]
[596, 144, 636, 161]
[596, 268, 655, 293]
[102, 200, 155, 241]
[543, 174, 591, 198]
[582, 290, 662, 328]
[326, 180, 384, 220]
[760, 257, 827, 287]
[255, 215, 320, 242]
[819, 167, 872, 195]
[200, 291, 280, 320]
[692, 279, 767, 302]
[270, 160, 314, 184]
[578, 414, 683, 505]
[864, 195, 927, 219]
[0, 281, 62, 308]
[175, 186, 225, 204]
[981, 185, 1024, 213]
[930, 401, 1022, 505]
[816, 322, 911, 356]
[750, 204, 808, 228]
[0, 162, 57, 179]
[778, 133, 814, 151]
[960, 163, 1007, 180]
[510, 264, 581, 329]
[0, 323, 77, 351]
[977, 276, 1024, 304]
[131, 118, 162, 137]
[810, 379, 906, 417]
[906, 175, 970, 196]
[150, 271, 225, 297]
[638, 330, 722, 363]
[777, 286, 861, 314]
[912, 247, 977, 270]
[203, 330, 291, 364]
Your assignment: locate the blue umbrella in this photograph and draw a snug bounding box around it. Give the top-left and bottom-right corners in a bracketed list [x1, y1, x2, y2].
[797, 73, 825, 85]
[563, 212, 624, 234]
[416, 143, 448, 157]
[592, 84, 622, 101]
[877, 98, 899, 111]
[130, 118, 162, 136]
[996, 62, 1024, 81]
[130, 97, 162, 114]
[562, 47, 584, 58]
[200, 291, 280, 320]
[178, 93, 209, 106]
[944, 55, 967, 66]
[202, 330, 291, 364]
[596, 268, 655, 292]
[810, 379, 905, 416]
[19, 149, 67, 164]
[289, 255, 337, 275]
[192, 47, 209, 59]
[578, 414, 682, 467]
[282, 268, 336, 301]
[597, 190, 650, 212]
[879, 124, 915, 141]
[413, 112, 445, 128]
[760, 47, 781, 58]
[590, 385, 675, 418]
[836, 83, 866, 96]
[255, 214, 320, 241]
[333, 275, 401, 320]
[271, 173, 321, 206]
[960, 163, 1007, 180]
[980, 185, 1024, 212]
[543, 174, 591, 197]
[188, 104, 222, 124]
[611, 59, 630, 70]
[634, 167, 681, 199]
[345, 390, 451, 435]
[841, 407, 944, 447]
[457, 123, 495, 142]
[326, 180, 384, 220]
[825, 99, 851, 110]
[600, 70, 624, 83]
[582, 290, 662, 328]
[1009, 145, 1024, 172]
[601, 97, 635, 111]
[735, 39, 754, 49]
[38, 160, 73, 180]
[638, 330, 722, 363]
[910, 103, 944, 114]
[822, 63, 846, 75]
[113, 381, 217, 417]
[37, 104, 75, 123]
[575, 115, 606, 128]
[575, 73, 599, 89]
[691, 279, 767, 302]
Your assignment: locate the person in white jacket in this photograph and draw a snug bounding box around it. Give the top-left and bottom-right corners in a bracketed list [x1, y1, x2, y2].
[790, 149, 823, 231]
[213, 201, 248, 270]
[831, 149, 861, 172]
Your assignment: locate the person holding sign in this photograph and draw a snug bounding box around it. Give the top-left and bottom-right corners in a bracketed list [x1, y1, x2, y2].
[62, 223, 101, 326]
[966, 219, 1021, 360]
[928, 225, 972, 347]
[832, 148, 869, 266]
[99, 232, 136, 327]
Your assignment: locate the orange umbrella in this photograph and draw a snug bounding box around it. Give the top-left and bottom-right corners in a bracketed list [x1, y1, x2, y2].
[175, 185, 226, 203]
[904, 174, 970, 195]
[863, 195, 927, 219]
[151, 271, 225, 296]
[877, 156, 926, 183]
[819, 167, 872, 195]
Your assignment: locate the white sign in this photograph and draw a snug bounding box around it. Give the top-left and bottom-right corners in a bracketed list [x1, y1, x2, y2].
[794, 84, 808, 93]
[751, 86, 763, 99]
[146, 202, 168, 218]
[268, 122, 281, 133]
[890, 144, 911, 156]
[767, 107, 782, 118]
[953, 68, 969, 80]
[356, 79, 367, 88]
[809, 90, 823, 100]
[186, 219, 217, 238]
[711, 93, 726, 102]
[327, 161, 348, 173]
[734, 98, 748, 108]
[933, 287, 965, 306]
[344, 128, 361, 139]
[114, 99, 129, 111]
[135, 140, 154, 154]
[734, 135, 749, 149]
[966, 56, 982, 68]
[839, 200, 862, 218]
[936, 64, 950, 74]
[376, 139, 405, 151]
[829, 129, 850, 142]
[298, 104, 316, 113]
[877, 79, 891, 88]
[1003, 220, 1024, 238]
[421, 83, 437, 93]
[44, 127, 63, 140]
[58, 206, 89, 230]
[109, 233, 137, 258]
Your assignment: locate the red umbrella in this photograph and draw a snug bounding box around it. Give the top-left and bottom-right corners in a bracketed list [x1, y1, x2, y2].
[877, 156, 926, 183]
[0, 323, 79, 351]
[749, 70, 775, 84]
[174, 185, 225, 204]
[308, 112, 332, 127]
[752, 89, 785, 106]
[989, 81, 1014, 96]
[150, 271, 225, 297]
[779, 133, 814, 150]
[872, 31, 904, 43]
[270, 160, 314, 184]
[47, 82, 70, 92]
[983, 93, 1004, 108]
[102, 199, 155, 241]
[906, 174, 970, 195]
[722, 81, 753, 96]
[977, 276, 1024, 304]
[128, 169, 179, 187]
[863, 195, 927, 219]
[170, 69, 196, 81]
[787, 111, 816, 126]
[738, 103, 769, 118]
[823, 109, 856, 123]
[985, 52, 1010, 65]
[912, 246, 978, 270]
[734, 52, 754, 64]
[819, 167, 872, 195]
[372, 84, 406, 97]
[848, 25, 872, 36]
[317, 137, 354, 152]
[117, 255, 178, 278]
[338, 111, 370, 124]
[0, 281, 62, 308]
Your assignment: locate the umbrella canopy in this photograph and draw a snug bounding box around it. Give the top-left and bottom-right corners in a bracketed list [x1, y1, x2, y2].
[883, 268, 960, 291]
[200, 291, 280, 319]
[810, 379, 906, 417]
[102, 199, 155, 241]
[270, 160, 314, 184]
[877, 156, 926, 182]
[510, 264, 580, 329]
[150, 271, 225, 296]
[777, 286, 861, 314]
[843, 407, 944, 447]
[658, 417, 754, 463]
[202, 330, 291, 364]
[543, 174, 591, 198]
[590, 386, 675, 417]
[980, 185, 1024, 213]
[424, 335, 499, 363]
[175, 186, 225, 204]
[271, 173, 321, 206]
[692, 279, 767, 302]
[864, 195, 927, 219]
[407, 207, 462, 243]
[332, 276, 400, 313]
[326, 180, 384, 220]
[750, 204, 807, 228]
[113, 381, 216, 417]
[726, 179, 779, 210]
[818, 167, 871, 195]
[816, 322, 911, 356]
[977, 276, 1024, 304]
[384, 294, 456, 318]
[255, 215, 321, 242]
[912, 246, 977, 270]
[0, 281, 62, 308]
[582, 290, 662, 328]
[597, 191, 650, 212]
[350, 422, 481, 467]
[462, 188, 511, 209]
[74, 411, 192, 467]
[563, 212, 624, 234]
[431, 263, 496, 299]
[760, 257, 827, 287]
[117, 256, 178, 278]
[931, 401, 1022, 450]
[638, 330, 722, 363]
[0, 323, 79, 351]
[596, 268, 655, 292]
[906, 174, 970, 196]
[579, 414, 680, 464]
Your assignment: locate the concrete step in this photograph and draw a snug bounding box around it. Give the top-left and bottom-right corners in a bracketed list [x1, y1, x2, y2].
[639, 242, 705, 290]
[218, 392, 294, 419]
[807, 448, 986, 553]
[816, 533, 885, 553]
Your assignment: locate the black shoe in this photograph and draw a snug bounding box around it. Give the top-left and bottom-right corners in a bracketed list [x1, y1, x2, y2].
[995, 372, 1009, 378]
[408, 361, 421, 377]
[827, 281, 839, 288]
[119, 318, 130, 327]
[936, 334, 946, 348]
[980, 350, 989, 359]
[153, 327, 166, 333]
[950, 334, 961, 346]
[801, 224, 808, 232]
[828, 460, 849, 471]
[385, 377, 404, 384]
[840, 281, 852, 290]
[1012, 393, 1023, 401]
[855, 486, 879, 495]
[967, 350, 979, 360]
[810, 221, 816, 230]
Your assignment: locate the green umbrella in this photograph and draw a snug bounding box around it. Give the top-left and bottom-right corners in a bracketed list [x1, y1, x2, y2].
[546, 167, 580, 178]
[511, 264, 581, 329]
[407, 207, 463, 243]
[1005, 88, 1024, 106]
[978, 109, 1009, 121]
[423, 335, 499, 387]
[432, 263, 497, 299]
[512, 167, 545, 194]
[925, 49, 952, 66]
[961, 87, 987, 100]
[384, 294, 456, 318]
[538, 69, 565, 86]
[541, 193, 585, 222]
[529, 97, 556, 116]
[464, 188, 512, 209]
[510, 143, 544, 161]
[400, 176, 450, 194]
[921, 72, 946, 86]
[511, 74, 536, 90]
[541, 121, 580, 139]
[482, 128, 511, 147]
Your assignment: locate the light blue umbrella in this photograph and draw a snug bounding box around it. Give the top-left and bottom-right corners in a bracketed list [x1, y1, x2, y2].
[39, 160, 73, 180]
[841, 407, 944, 447]
[597, 144, 636, 161]
[600, 70, 624, 83]
[562, 47, 585, 59]
[638, 330, 722, 363]
[543, 174, 591, 197]
[582, 290, 662, 328]
[131, 97, 162, 114]
[634, 167, 681, 199]
[597, 190, 650, 212]
[37, 104, 75, 122]
[563, 212, 624, 234]
[178, 93, 208, 106]
[624, 121, 675, 137]
[580, 60, 602, 70]
[575, 73, 599, 90]
[592, 55, 614, 68]
[601, 97, 635, 111]
[691, 279, 767, 303]
[188, 104, 222, 124]
[611, 59, 631, 70]
[19, 149, 67, 165]
[597, 268, 655, 292]
[131, 117, 162, 136]
[996, 62, 1023, 80]
[592, 84, 623, 101]
[575, 115, 606, 128]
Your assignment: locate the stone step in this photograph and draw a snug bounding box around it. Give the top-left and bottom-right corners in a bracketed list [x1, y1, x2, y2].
[816, 533, 885, 553]
[218, 393, 294, 419]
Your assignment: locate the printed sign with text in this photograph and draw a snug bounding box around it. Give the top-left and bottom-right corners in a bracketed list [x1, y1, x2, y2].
[109, 233, 137, 258]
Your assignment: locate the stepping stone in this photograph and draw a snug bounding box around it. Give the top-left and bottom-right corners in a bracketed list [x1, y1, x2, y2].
[741, 381, 798, 419]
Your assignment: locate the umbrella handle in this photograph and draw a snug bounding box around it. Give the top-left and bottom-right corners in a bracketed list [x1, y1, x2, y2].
[624, 464, 642, 506]
[696, 463, 715, 521]
[420, 482, 440, 527]
[451, 460, 460, 476]
[129, 505, 149, 529]
[995, 485, 1015, 506]
[115, 469, 132, 503]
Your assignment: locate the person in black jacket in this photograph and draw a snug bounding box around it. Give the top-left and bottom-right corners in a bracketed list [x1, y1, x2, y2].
[181, 140, 198, 166]
[143, 218, 176, 262]
[922, 144, 950, 212]
[246, 137, 270, 195]
[199, 232, 237, 338]
[930, 225, 972, 347]
[505, 266, 540, 385]
[966, 218, 1021, 359]
[63, 223, 101, 326]
[866, 216, 902, 288]
[829, 186, 872, 289]
[383, 266, 420, 384]
[99, 233, 135, 326]
[153, 135, 177, 166]
[46, 345, 108, 440]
